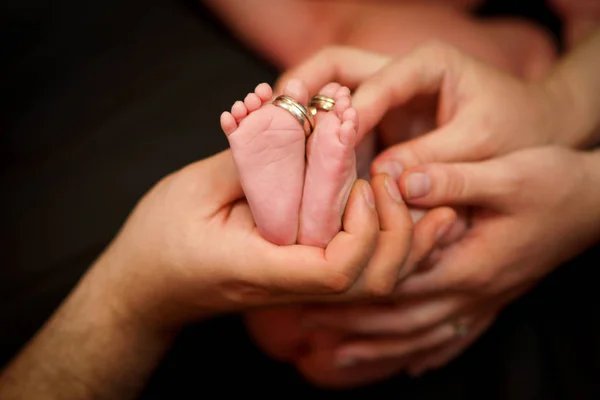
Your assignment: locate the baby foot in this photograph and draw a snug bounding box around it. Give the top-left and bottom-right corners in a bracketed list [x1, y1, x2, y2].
[221, 80, 309, 245]
[297, 83, 358, 247]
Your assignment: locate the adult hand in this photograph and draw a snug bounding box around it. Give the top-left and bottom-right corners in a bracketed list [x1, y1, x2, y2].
[0, 150, 455, 399]
[278, 43, 569, 180]
[294, 146, 600, 386]
[103, 149, 455, 330]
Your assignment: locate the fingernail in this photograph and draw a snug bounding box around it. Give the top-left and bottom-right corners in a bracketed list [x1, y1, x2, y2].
[422, 248, 442, 271]
[336, 356, 359, 369]
[362, 183, 376, 210]
[405, 173, 431, 199]
[435, 221, 454, 242]
[374, 161, 404, 181]
[409, 208, 426, 223]
[385, 177, 404, 202]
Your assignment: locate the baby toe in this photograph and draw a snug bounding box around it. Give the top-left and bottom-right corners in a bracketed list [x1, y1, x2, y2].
[244, 93, 262, 113]
[339, 120, 357, 147]
[333, 95, 352, 120]
[317, 82, 341, 99]
[231, 100, 248, 122]
[342, 107, 359, 127]
[220, 112, 238, 136]
[255, 83, 273, 102]
[282, 78, 309, 105]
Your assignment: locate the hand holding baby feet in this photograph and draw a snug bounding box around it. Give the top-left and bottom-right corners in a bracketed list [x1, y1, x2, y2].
[221, 80, 310, 245]
[298, 83, 359, 247]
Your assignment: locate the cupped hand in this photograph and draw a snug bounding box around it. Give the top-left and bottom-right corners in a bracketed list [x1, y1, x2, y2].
[356, 42, 566, 174]
[293, 146, 600, 386]
[98, 150, 454, 330]
[277, 43, 568, 180]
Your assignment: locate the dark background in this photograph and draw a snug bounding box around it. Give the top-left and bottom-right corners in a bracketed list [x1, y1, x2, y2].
[1, 0, 598, 398]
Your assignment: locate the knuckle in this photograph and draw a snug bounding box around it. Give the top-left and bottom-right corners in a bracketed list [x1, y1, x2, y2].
[321, 270, 355, 294]
[440, 164, 468, 200]
[365, 277, 396, 298]
[472, 125, 501, 159]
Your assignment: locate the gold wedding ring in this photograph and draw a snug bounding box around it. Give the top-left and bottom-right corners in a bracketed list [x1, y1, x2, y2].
[308, 94, 336, 116]
[272, 95, 314, 136]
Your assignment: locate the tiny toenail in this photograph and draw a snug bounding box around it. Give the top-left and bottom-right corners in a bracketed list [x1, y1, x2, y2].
[385, 177, 403, 202]
[405, 173, 431, 199]
[362, 183, 376, 210]
[374, 161, 404, 181]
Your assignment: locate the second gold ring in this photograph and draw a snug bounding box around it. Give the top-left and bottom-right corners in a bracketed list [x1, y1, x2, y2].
[310, 94, 336, 112]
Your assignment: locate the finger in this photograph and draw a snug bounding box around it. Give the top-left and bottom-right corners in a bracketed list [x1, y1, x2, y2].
[295, 346, 407, 390]
[353, 174, 413, 297]
[275, 46, 391, 95]
[395, 235, 488, 296]
[249, 180, 379, 297]
[402, 206, 457, 280]
[333, 318, 468, 365]
[407, 313, 496, 377]
[436, 207, 469, 248]
[370, 111, 492, 170]
[188, 149, 244, 208]
[351, 42, 464, 138]
[399, 161, 513, 208]
[303, 295, 468, 336]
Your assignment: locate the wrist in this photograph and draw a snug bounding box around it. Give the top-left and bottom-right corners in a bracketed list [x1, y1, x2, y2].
[539, 73, 586, 148]
[84, 246, 182, 341]
[91, 239, 195, 336]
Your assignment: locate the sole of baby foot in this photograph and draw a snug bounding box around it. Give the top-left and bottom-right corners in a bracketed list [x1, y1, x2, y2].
[221, 79, 310, 245]
[297, 83, 358, 247]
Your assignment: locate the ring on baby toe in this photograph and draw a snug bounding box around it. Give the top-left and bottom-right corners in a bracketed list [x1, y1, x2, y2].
[272, 95, 314, 137]
[308, 94, 336, 116]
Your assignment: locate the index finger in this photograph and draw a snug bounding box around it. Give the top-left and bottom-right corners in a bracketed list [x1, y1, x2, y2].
[275, 46, 391, 95]
[351, 41, 463, 137]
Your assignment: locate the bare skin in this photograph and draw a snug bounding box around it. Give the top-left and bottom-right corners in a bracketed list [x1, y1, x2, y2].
[222, 79, 358, 246]
[203, 0, 556, 79]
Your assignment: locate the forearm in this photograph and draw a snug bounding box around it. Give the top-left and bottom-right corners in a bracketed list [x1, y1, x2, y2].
[0, 249, 177, 400]
[545, 28, 600, 148]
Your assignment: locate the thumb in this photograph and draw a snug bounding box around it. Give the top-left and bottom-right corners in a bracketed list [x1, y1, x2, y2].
[187, 149, 245, 209]
[371, 123, 479, 178]
[397, 160, 512, 208]
[275, 46, 390, 96]
[351, 42, 466, 138]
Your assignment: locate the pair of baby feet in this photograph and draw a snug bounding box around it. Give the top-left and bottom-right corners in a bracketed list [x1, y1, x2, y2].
[221, 79, 358, 247]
